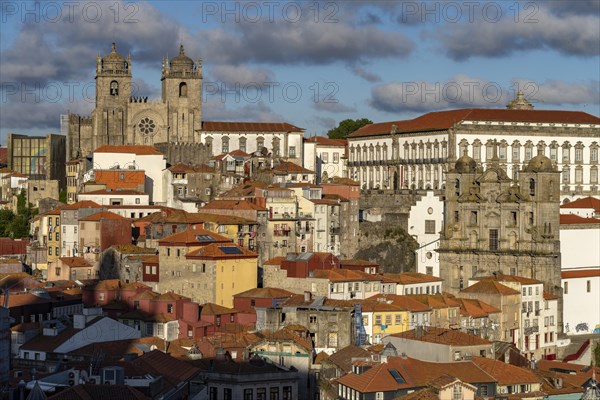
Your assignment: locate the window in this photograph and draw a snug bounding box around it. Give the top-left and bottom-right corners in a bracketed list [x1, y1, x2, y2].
[395, 314, 402, 325]
[375, 315, 382, 325]
[283, 386, 292, 400]
[550, 147, 558, 161]
[587, 280, 591, 292]
[563, 147, 570, 162]
[425, 220, 436, 234]
[489, 229, 499, 251]
[563, 282, 568, 294]
[453, 385, 462, 400]
[333, 152, 340, 163]
[224, 388, 233, 400]
[244, 389, 253, 400]
[563, 166, 570, 183]
[167, 304, 173, 314]
[591, 148, 598, 163]
[575, 147, 583, 162]
[322, 152, 329, 163]
[470, 211, 478, 225]
[222, 137, 230, 153]
[511, 211, 518, 226]
[575, 167, 583, 184]
[309, 315, 317, 324]
[289, 146, 296, 158]
[591, 167, 598, 184]
[239, 137, 247, 153]
[257, 388, 267, 400]
[385, 315, 392, 326]
[209, 387, 218, 400]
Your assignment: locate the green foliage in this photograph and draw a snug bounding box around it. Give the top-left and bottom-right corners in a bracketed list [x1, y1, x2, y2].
[1, 189, 37, 239]
[327, 118, 373, 139]
[594, 342, 600, 367]
[59, 189, 67, 204]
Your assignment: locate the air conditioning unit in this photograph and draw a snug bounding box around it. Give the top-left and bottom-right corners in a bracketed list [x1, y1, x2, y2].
[67, 370, 79, 386]
[88, 375, 100, 384]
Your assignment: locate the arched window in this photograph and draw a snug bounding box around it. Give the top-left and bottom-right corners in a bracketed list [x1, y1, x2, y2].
[222, 136, 230, 153]
[529, 178, 535, 196]
[257, 137, 265, 152]
[110, 80, 119, 96]
[179, 82, 188, 97]
[455, 178, 460, 196]
[205, 136, 213, 148]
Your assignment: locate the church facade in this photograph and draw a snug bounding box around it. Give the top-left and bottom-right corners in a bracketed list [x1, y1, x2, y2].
[67, 43, 305, 163]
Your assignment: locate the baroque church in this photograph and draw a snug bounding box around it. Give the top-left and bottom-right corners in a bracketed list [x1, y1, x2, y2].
[438, 145, 562, 296]
[67, 43, 305, 163]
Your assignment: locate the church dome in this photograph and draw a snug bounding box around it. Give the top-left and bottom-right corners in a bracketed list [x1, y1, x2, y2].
[525, 154, 554, 172]
[454, 153, 477, 173]
[170, 44, 194, 71]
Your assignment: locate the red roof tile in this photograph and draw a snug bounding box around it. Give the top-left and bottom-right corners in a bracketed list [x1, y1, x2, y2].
[202, 121, 304, 132]
[561, 196, 600, 211]
[383, 272, 443, 284]
[391, 327, 491, 346]
[61, 200, 102, 210]
[561, 268, 600, 279]
[560, 214, 600, 225]
[234, 287, 294, 299]
[59, 257, 92, 268]
[186, 242, 257, 259]
[79, 211, 128, 221]
[201, 199, 266, 211]
[349, 109, 600, 138]
[472, 356, 540, 385]
[158, 226, 231, 246]
[461, 280, 520, 295]
[304, 136, 347, 146]
[94, 145, 163, 156]
[272, 161, 314, 174]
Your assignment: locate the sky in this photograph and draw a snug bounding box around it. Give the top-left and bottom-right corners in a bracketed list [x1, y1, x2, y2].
[1, 0, 599, 145]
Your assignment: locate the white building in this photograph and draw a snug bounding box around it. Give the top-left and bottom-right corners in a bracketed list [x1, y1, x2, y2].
[78, 189, 150, 206]
[562, 268, 600, 335]
[313, 269, 391, 300]
[303, 137, 347, 183]
[384, 272, 443, 295]
[198, 122, 305, 164]
[408, 191, 444, 277]
[560, 196, 600, 218]
[93, 145, 166, 203]
[347, 103, 599, 201]
[560, 214, 600, 270]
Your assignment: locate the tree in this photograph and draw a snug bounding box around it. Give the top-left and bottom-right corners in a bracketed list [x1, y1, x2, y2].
[59, 189, 67, 204]
[327, 118, 373, 139]
[594, 342, 600, 367]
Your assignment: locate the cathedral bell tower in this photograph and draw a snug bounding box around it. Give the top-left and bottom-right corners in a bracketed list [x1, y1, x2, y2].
[161, 44, 203, 143]
[94, 42, 132, 149]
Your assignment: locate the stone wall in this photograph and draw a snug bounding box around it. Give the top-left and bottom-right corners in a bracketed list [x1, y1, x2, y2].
[154, 142, 212, 166]
[355, 222, 418, 274]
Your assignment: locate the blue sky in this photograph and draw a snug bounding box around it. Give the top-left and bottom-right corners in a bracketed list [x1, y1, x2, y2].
[1, 1, 599, 145]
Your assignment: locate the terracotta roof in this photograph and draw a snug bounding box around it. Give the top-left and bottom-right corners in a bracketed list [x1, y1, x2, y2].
[562, 268, 600, 279]
[59, 257, 92, 268]
[157, 226, 231, 246]
[79, 211, 128, 221]
[202, 121, 304, 132]
[304, 136, 347, 146]
[48, 384, 150, 399]
[349, 109, 600, 138]
[61, 200, 102, 210]
[94, 145, 163, 156]
[408, 294, 461, 309]
[132, 349, 199, 385]
[155, 291, 189, 302]
[454, 298, 501, 318]
[461, 280, 520, 295]
[256, 327, 313, 352]
[391, 327, 491, 346]
[201, 199, 266, 211]
[168, 163, 216, 173]
[201, 303, 237, 316]
[367, 294, 432, 312]
[472, 356, 540, 385]
[337, 356, 495, 393]
[359, 300, 407, 313]
[561, 197, 600, 211]
[384, 272, 443, 284]
[560, 214, 600, 225]
[186, 242, 258, 259]
[325, 176, 361, 186]
[234, 287, 294, 299]
[81, 189, 146, 196]
[272, 161, 314, 174]
[326, 345, 370, 373]
[263, 256, 285, 266]
[543, 292, 560, 300]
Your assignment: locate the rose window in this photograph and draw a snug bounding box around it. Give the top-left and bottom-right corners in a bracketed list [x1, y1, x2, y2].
[138, 117, 156, 135]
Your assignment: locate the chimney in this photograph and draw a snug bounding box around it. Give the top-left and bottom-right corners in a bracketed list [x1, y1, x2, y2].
[304, 291, 312, 302]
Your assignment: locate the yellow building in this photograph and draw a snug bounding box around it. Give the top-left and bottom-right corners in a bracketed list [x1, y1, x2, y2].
[157, 225, 258, 307]
[360, 300, 410, 344]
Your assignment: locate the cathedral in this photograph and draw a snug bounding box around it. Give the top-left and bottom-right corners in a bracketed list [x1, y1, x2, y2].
[67, 43, 305, 163]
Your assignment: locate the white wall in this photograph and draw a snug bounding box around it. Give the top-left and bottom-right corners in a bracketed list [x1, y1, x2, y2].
[54, 317, 141, 353]
[409, 191, 444, 277]
[562, 271, 600, 335]
[560, 226, 600, 269]
[78, 192, 150, 206]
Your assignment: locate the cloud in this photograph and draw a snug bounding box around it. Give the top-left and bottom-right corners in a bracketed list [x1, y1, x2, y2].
[429, 7, 600, 60]
[314, 116, 337, 130]
[200, 5, 414, 65]
[512, 79, 600, 107]
[351, 66, 381, 83]
[370, 75, 600, 114]
[0, 1, 188, 86]
[202, 99, 286, 122]
[371, 75, 513, 113]
[209, 65, 275, 88]
[542, 0, 600, 16]
[313, 101, 357, 114]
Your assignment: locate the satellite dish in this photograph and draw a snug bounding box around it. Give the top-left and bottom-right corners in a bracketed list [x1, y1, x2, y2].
[150, 345, 157, 351]
[80, 370, 89, 383]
